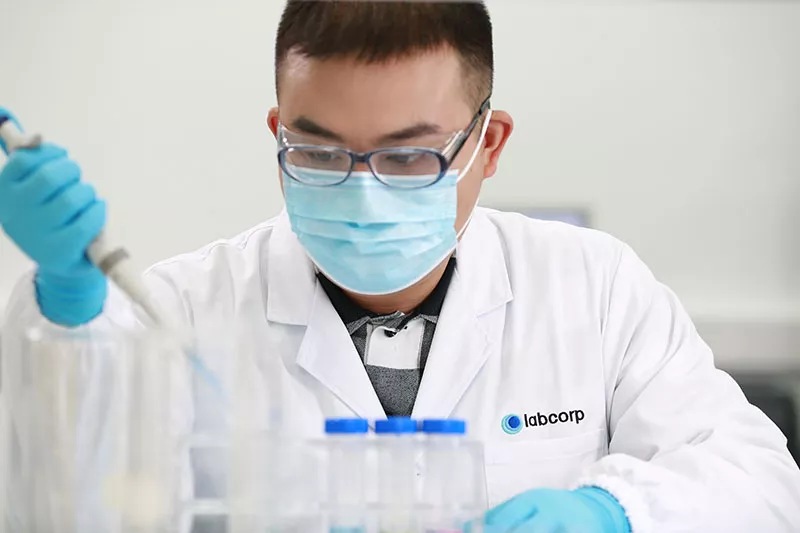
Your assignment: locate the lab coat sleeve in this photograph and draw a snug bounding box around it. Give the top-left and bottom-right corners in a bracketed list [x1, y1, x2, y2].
[574, 244, 800, 533]
[0, 271, 195, 533]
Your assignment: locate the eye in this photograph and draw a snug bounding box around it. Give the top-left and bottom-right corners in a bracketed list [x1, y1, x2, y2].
[306, 150, 338, 163]
[385, 153, 423, 166]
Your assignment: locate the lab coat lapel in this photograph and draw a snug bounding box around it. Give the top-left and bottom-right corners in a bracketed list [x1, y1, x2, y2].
[412, 209, 513, 420]
[266, 210, 316, 327]
[295, 283, 386, 420]
[266, 211, 385, 421]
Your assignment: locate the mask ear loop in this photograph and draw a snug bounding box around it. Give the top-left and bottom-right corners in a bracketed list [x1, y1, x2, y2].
[457, 109, 493, 183]
[455, 109, 493, 239]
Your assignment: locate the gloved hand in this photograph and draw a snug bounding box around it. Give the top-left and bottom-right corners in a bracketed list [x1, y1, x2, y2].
[474, 487, 631, 533]
[0, 108, 107, 327]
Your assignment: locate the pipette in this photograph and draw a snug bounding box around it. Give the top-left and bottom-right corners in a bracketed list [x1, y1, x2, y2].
[0, 116, 167, 328]
[0, 116, 227, 396]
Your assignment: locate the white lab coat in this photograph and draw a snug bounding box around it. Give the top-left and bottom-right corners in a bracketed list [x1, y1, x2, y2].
[2, 207, 799, 532]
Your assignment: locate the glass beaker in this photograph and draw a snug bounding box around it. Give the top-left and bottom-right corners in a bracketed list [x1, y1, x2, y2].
[2, 323, 183, 533]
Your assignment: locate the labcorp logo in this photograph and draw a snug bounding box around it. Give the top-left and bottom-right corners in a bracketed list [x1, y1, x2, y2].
[502, 409, 585, 435]
[501, 414, 523, 435]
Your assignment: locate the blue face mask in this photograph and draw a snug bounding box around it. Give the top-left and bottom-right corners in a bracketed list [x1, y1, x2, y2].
[283, 113, 491, 295]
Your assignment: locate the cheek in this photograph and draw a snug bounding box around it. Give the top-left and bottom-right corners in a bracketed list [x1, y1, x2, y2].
[455, 167, 484, 230]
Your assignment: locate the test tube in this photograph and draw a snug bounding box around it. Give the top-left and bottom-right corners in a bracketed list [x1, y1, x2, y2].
[375, 417, 420, 533]
[325, 419, 370, 533]
[419, 420, 482, 533]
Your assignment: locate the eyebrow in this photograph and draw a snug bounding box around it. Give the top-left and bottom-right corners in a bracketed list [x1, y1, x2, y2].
[289, 116, 444, 146]
[290, 117, 344, 142]
[377, 123, 443, 144]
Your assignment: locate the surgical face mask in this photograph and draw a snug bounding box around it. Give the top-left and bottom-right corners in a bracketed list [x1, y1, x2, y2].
[283, 110, 492, 295]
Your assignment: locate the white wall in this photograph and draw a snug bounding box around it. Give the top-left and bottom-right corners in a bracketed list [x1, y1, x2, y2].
[2, 1, 799, 326]
[486, 1, 800, 323]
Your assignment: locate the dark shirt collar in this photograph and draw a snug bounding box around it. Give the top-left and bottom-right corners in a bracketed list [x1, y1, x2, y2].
[318, 257, 457, 325]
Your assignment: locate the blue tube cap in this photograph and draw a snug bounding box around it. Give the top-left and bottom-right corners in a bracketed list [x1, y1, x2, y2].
[375, 417, 418, 434]
[325, 418, 369, 434]
[421, 419, 467, 435]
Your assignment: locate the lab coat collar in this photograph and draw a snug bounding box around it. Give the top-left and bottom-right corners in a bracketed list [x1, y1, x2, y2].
[452, 207, 514, 318]
[266, 210, 317, 326]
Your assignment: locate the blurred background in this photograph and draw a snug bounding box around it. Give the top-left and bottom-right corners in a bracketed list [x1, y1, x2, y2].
[1, 0, 798, 454]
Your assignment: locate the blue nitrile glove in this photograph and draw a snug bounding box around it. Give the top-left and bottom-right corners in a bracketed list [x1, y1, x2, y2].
[472, 487, 631, 533]
[0, 108, 107, 327]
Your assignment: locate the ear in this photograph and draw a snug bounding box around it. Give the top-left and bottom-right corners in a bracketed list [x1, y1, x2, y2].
[267, 107, 286, 194]
[481, 110, 514, 179]
[267, 107, 280, 137]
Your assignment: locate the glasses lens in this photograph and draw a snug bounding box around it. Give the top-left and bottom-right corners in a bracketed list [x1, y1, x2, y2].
[371, 149, 444, 188]
[283, 147, 352, 186]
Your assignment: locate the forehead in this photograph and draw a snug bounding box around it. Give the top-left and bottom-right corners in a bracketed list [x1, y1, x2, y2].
[277, 48, 474, 145]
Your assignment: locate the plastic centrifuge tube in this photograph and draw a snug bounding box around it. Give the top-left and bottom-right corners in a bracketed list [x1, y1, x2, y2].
[419, 419, 480, 533]
[325, 419, 370, 533]
[375, 417, 419, 533]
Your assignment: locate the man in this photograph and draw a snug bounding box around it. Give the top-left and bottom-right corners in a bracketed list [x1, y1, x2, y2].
[1, 1, 799, 532]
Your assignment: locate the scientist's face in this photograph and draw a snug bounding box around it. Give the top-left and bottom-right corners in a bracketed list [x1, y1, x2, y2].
[268, 46, 513, 235]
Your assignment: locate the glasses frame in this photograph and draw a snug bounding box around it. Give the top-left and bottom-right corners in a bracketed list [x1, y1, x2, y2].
[277, 96, 491, 189]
